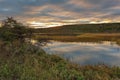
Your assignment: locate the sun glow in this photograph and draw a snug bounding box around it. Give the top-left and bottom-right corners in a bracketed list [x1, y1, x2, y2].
[27, 21, 64, 28]
[26, 19, 120, 28]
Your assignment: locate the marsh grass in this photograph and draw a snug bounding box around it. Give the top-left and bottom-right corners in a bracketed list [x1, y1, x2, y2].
[0, 41, 120, 80]
[0, 41, 83, 80]
[33, 33, 120, 44]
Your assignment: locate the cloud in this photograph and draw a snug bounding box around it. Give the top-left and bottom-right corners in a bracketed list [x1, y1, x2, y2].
[0, 0, 120, 27]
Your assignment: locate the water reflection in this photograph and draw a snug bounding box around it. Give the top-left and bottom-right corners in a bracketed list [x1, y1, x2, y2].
[43, 41, 120, 66]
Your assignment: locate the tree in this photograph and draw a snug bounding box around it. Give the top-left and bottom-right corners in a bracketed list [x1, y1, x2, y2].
[0, 17, 29, 43]
[2, 17, 17, 28]
[0, 17, 35, 54]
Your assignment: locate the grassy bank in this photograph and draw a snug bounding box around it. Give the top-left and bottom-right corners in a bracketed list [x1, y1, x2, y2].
[32, 23, 120, 44]
[33, 33, 120, 44]
[0, 41, 120, 80]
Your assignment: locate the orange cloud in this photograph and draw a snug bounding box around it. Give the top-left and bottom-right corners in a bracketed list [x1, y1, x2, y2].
[68, 0, 98, 8]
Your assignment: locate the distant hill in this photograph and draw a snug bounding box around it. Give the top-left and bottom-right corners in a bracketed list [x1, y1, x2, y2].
[33, 23, 120, 34]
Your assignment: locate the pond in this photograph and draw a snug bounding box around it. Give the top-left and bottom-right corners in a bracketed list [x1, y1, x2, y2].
[42, 41, 120, 66]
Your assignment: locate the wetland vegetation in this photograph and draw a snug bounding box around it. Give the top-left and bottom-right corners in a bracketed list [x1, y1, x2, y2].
[0, 17, 120, 80]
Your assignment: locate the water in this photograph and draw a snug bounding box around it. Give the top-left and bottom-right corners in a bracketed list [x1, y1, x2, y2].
[42, 41, 120, 66]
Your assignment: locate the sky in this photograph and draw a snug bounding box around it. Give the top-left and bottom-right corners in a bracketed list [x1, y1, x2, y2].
[0, 0, 120, 28]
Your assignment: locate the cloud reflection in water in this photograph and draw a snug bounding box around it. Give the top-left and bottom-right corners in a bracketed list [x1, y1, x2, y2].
[43, 41, 120, 66]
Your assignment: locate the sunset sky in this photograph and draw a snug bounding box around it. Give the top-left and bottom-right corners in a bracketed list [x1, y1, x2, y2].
[0, 0, 120, 28]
